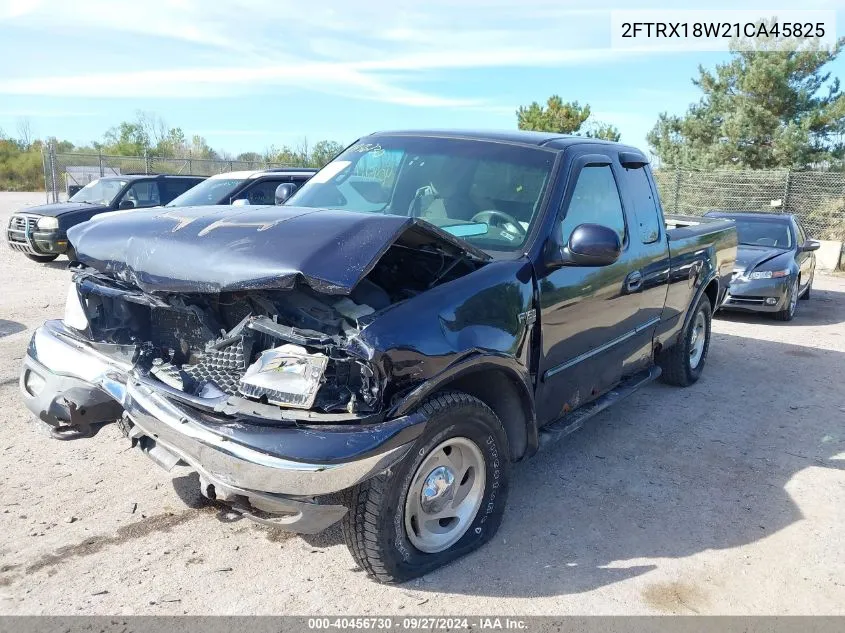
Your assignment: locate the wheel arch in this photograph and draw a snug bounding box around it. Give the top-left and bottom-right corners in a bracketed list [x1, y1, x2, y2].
[390, 355, 536, 462]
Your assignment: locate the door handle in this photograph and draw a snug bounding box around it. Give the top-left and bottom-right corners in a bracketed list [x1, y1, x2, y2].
[625, 270, 643, 293]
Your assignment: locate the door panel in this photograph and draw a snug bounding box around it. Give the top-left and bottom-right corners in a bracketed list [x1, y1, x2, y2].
[536, 154, 639, 425]
[536, 152, 669, 426]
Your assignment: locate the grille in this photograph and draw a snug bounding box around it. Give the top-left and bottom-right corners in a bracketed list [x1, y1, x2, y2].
[183, 338, 253, 395]
[6, 214, 39, 242]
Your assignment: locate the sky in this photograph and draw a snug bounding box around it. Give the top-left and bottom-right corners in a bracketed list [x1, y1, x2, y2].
[0, 0, 843, 159]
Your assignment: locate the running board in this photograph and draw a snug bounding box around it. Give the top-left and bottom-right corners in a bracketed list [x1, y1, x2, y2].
[539, 365, 661, 449]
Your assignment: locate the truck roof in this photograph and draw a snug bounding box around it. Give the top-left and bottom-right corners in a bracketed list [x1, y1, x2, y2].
[370, 129, 645, 154]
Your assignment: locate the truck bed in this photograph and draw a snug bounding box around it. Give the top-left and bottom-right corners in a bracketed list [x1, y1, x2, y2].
[663, 213, 738, 317]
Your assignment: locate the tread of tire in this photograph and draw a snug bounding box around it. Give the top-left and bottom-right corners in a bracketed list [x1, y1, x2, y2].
[342, 391, 496, 583]
[658, 294, 710, 387]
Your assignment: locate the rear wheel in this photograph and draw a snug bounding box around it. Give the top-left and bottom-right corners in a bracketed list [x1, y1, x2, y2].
[25, 253, 59, 263]
[658, 294, 712, 387]
[773, 278, 799, 321]
[342, 392, 510, 583]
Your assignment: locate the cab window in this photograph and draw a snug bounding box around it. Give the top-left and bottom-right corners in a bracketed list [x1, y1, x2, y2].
[624, 166, 661, 244]
[561, 164, 626, 244]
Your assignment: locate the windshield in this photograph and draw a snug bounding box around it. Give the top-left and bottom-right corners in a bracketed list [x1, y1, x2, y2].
[734, 218, 793, 249]
[70, 179, 129, 205]
[167, 178, 246, 207]
[287, 136, 555, 252]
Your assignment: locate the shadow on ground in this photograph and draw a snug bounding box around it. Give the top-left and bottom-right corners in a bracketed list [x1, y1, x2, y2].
[400, 329, 844, 596]
[0, 319, 25, 339]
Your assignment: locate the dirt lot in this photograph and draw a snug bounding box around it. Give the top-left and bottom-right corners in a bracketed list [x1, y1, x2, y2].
[0, 191, 843, 615]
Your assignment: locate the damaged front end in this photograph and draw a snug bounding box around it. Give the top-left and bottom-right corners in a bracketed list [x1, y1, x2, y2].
[71, 268, 388, 418]
[20, 207, 489, 532]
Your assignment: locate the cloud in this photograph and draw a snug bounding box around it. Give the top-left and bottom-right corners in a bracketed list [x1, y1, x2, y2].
[0, 0, 644, 107]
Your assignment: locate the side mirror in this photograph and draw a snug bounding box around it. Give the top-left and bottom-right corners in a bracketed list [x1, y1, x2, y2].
[275, 182, 298, 205]
[801, 240, 820, 252]
[118, 200, 136, 210]
[231, 198, 251, 207]
[547, 223, 622, 268]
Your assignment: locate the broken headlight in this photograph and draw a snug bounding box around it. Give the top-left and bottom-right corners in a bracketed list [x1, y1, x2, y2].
[238, 344, 328, 409]
[63, 284, 88, 331]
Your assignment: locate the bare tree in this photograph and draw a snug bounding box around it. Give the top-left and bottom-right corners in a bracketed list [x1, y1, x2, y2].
[16, 117, 33, 147]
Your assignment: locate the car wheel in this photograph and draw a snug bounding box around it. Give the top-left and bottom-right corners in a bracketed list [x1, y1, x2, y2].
[773, 278, 799, 321]
[800, 276, 811, 300]
[25, 253, 59, 263]
[342, 391, 510, 583]
[66, 246, 77, 261]
[658, 294, 712, 387]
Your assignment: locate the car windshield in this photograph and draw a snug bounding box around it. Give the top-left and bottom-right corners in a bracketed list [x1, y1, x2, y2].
[734, 218, 793, 249]
[167, 177, 246, 207]
[287, 136, 556, 253]
[69, 179, 129, 205]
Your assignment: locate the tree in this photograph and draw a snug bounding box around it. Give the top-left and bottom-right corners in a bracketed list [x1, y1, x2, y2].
[311, 140, 344, 167]
[16, 118, 32, 148]
[237, 151, 263, 162]
[584, 122, 621, 142]
[517, 96, 591, 134]
[103, 120, 151, 156]
[648, 37, 845, 168]
[516, 95, 621, 141]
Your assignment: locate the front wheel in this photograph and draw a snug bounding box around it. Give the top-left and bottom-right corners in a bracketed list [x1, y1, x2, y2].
[342, 392, 510, 583]
[658, 294, 712, 387]
[26, 253, 59, 263]
[773, 278, 799, 321]
[800, 276, 812, 300]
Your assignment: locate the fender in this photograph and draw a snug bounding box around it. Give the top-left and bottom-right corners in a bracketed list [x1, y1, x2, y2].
[681, 270, 719, 334]
[388, 353, 539, 459]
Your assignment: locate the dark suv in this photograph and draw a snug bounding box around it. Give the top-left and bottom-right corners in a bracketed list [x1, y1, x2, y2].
[6, 174, 204, 262]
[164, 168, 317, 208]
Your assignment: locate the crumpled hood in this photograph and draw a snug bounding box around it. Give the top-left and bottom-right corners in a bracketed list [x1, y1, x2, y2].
[67, 205, 490, 294]
[18, 201, 109, 218]
[735, 244, 791, 272]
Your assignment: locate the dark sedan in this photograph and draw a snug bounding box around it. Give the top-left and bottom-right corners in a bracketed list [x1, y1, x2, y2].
[707, 211, 819, 321]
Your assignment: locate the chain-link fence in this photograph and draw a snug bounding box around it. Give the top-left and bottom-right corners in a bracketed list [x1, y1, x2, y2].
[42, 144, 291, 202]
[653, 168, 845, 240]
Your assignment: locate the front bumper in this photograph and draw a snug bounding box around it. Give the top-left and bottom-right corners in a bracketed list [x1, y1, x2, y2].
[6, 214, 68, 256]
[20, 320, 423, 532]
[722, 276, 791, 313]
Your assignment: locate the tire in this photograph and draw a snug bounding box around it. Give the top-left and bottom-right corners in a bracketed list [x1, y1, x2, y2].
[26, 253, 59, 263]
[773, 278, 799, 321]
[342, 391, 510, 583]
[658, 294, 712, 387]
[66, 245, 77, 261]
[800, 276, 811, 300]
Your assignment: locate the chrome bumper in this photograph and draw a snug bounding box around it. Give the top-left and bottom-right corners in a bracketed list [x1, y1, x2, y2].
[20, 321, 422, 532]
[6, 213, 66, 256]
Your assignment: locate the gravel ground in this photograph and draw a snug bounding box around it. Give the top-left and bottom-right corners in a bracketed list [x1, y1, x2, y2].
[0, 191, 843, 615]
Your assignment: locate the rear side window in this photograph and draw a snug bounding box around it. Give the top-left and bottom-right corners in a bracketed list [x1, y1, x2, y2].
[561, 164, 625, 243]
[120, 181, 160, 208]
[625, 167, 661, 244]
[161, 179, 200, 203]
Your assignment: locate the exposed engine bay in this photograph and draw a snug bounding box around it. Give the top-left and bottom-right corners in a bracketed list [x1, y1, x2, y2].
[69, 241, 482, 418]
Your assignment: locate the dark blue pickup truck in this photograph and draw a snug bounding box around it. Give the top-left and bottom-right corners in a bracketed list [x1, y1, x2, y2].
[5, 174, 204, 262]
[19, 130, 736, 582]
